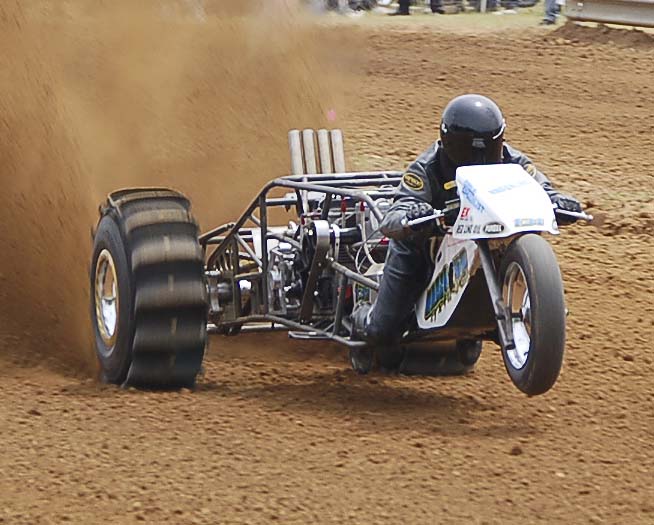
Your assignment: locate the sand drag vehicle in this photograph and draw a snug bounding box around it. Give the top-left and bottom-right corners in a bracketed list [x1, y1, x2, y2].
[91, 129, 591, 395]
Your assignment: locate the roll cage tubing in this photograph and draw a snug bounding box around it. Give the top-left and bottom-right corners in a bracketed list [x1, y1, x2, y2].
[199, 170, 403, 261]
[198, 171, 403, 346]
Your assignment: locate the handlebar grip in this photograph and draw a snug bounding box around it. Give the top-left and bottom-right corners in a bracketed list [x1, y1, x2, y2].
[401, 212, 444, 229]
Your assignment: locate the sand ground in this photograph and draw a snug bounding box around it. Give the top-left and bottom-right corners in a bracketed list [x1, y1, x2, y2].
[0, 4, 652, 524]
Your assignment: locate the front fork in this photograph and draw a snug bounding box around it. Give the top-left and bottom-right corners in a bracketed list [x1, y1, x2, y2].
[477, 240, 515, 353]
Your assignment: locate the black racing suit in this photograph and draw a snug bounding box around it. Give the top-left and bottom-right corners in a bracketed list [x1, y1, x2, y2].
[364, 140, 557, 352]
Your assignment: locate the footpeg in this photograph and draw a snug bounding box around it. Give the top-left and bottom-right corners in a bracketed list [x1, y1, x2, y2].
[288, 331, 330, 340]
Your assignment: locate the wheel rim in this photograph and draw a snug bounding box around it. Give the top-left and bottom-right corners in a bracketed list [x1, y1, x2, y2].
[95, 249, 119, 348]
[502, 262, 531, 370]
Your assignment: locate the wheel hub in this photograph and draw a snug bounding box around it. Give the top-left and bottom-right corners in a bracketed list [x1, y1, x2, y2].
[503, 262, 531, 370]
[95, 249, 119, 347]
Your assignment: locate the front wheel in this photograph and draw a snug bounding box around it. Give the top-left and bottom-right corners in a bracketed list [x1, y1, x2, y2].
[499, 234, 566, 396]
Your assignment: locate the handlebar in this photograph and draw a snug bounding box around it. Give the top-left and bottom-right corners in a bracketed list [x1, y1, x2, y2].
[554, 208, 594, 222]
[401, 208, 593, 230]
[400, 211, 444, 229]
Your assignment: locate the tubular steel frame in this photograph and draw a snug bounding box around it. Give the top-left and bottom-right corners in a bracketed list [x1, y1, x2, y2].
[199, 171, 403, 347]
[198, 171, 593, 351]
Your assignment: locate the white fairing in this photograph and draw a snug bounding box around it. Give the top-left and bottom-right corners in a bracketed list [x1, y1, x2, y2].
[415, 164, 557, 329]
[453, 164, 559, 239]
[416, 237, 479, 329]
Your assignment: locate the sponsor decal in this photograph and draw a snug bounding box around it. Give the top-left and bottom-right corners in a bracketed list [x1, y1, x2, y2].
[483, 222, 505, 234]
[514, 218, 545, 227]
[488, 180, 530, 195]
[402, 172, 424, 191]
[524, 164, 538, 177]
[424, 248, 469, 321]
[456, 224, 481, 235]
[443, 180, 457, 191]
[461, 180, 485, 212]
[460, 207, 471, 220]
[355, 284, 371, 303]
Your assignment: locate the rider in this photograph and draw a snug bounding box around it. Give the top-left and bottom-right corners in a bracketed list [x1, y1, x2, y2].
[354, 93, 582, 368]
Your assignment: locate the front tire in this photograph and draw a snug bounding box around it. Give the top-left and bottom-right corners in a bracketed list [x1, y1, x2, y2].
[91, 189, 207, 388]
[499, 234, 566, 396]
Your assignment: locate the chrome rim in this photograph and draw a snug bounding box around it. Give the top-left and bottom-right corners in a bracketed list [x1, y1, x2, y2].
[95, 249, 119, 347]
[502, 262, 531, 370]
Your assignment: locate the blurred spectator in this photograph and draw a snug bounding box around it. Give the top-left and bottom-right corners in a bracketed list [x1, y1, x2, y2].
[321, 0, 549, 15]
[389, 0, 411, 15]
[389, 0, 443, 15]
[430, 0, 445, 13]
[542, 0, 565, 24]
[468, 0, 500, 11]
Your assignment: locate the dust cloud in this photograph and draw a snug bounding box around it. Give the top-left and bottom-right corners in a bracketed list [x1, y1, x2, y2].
[0, 0, 344, 373]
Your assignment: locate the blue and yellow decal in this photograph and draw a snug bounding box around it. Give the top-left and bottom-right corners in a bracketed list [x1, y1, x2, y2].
[424, 248, 469, 321]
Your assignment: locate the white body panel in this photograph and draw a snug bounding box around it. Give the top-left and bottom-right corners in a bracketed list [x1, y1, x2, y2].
[416, 164, 558, 329]
[453, 164, 558, 239]
[416, 237, 479, 329]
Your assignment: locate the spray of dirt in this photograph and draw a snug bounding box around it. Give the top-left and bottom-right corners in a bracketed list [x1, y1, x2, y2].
[0, 0, 346, 374]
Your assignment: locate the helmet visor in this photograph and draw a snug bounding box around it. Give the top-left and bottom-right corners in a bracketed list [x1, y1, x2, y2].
[443, 133, 504, 167]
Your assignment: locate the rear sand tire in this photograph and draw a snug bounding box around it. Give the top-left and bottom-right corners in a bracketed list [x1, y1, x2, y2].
[456, 339, 482, 370]
[398, 340, 481, 376]
[90, 189, 207, 388]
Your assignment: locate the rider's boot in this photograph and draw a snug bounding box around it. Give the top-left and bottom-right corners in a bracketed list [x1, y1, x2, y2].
[351, 303, 405, 372]
[349, 303, 374, 374]
[351, 302, 371, 341]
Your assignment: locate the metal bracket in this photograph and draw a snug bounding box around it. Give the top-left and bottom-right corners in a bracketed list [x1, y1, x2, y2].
[299, 220, 332, 322]
[566, 0, 654, 28]
[288, 331, 331, 341]
[477, 241, 515, 352]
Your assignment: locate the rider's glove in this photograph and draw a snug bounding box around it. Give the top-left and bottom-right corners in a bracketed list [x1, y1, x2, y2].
[405, 202, 436, 232]
[552, 193, 582, 213]
[443, 208, 459, 227]
[551, 193, 582, 224]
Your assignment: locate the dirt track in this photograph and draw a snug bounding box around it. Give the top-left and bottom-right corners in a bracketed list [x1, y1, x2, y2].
[1, 5, 653, 524]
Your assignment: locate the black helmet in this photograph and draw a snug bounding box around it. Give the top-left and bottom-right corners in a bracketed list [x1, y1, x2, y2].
[440, 94, 506, 167]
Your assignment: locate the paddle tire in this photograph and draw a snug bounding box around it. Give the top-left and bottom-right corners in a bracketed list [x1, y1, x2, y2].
[456, 339, 482, 369]
[398, 340, 481, 376]
[91, 189, 207, 388]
